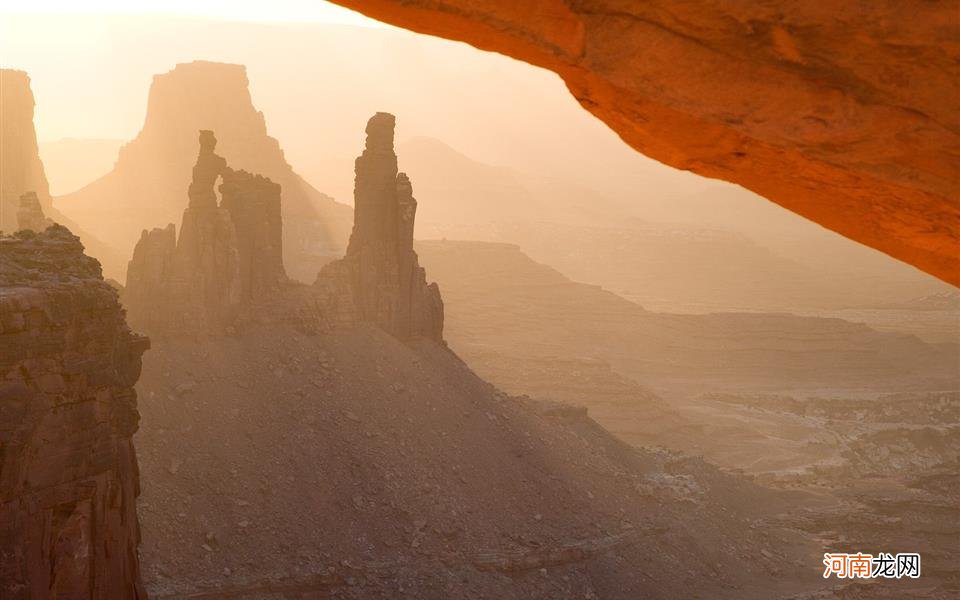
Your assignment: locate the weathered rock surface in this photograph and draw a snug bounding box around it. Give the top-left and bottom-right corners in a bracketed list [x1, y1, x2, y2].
[0, 69, 124, 272]
[126, 118, 443, 343]
[329, 1, 960, 285]
[0, 224, 149, 598]
[316, 113, 443, 341]
[125, 131, 286, 334]
[15, 191, 52, 233]
[55, 61, 352, 282]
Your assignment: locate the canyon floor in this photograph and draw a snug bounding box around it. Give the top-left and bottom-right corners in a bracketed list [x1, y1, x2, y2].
[134, 325, 835, 599]
[413, 239, 960, 599]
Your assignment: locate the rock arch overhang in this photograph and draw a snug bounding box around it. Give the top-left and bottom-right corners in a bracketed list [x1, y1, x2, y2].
[330, 0, 959, 286]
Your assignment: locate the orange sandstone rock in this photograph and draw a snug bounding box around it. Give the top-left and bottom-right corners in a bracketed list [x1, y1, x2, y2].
[331, 0, 960, 285]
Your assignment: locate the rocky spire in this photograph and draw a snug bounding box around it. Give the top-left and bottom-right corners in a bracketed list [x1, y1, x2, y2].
[125, 131, 286, 334]
[316, 113, 443, 341]
[0, 70, 51, 232]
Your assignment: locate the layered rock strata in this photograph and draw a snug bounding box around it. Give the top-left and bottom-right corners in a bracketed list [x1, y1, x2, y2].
[0, 225, 149, 598]
[329, 1, 960, 285]
[316, 113, 444, 341]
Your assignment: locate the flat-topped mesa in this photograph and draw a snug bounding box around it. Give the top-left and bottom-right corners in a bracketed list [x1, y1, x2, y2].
[16, 191, 53, 233]
[0, 224, 149, 598]
[125, 131, 286, 334]
[55, 61, 353, 282]
[316, 113, 443, 342]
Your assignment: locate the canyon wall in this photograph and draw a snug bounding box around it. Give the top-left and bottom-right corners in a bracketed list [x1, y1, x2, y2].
[329, 1, 960, 285]
[316, 113, 444, 341]
[0, 225, 149, 598]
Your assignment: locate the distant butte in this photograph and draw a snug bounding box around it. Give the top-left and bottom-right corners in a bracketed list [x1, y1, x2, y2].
[328, 1, 960, 285]
[55, 61, 352, 282]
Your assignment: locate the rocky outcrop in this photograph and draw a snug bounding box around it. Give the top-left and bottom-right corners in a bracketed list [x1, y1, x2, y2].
[316, 113, 443, 341]
[125, 131, 286, 334]
[0, 70, 50, 234]
[15, 191, 52, 232]
[0, 69, 125, 274]
[0, 224, 149, 598]
[328, 1, 960, 285]
[220, 168, 285, 301]
[55, 61, 352, 282]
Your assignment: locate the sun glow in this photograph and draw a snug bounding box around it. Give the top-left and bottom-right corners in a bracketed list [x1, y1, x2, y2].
[0, 0, 383, 26]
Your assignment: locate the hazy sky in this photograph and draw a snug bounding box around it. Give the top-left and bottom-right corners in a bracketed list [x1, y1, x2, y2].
[0, 0, 384, 26]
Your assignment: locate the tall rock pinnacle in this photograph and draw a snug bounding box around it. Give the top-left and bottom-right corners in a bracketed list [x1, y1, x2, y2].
[125, 130, 286, 334]
[316, 113, 443, 341]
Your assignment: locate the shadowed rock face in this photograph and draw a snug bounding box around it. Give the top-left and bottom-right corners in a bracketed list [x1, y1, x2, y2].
[0, 225, 149, 599]
[329, 1, 960, 285]
[316, 113, 444, 341]
[125, 131, 286, 334]
[55, 61, 352, 282]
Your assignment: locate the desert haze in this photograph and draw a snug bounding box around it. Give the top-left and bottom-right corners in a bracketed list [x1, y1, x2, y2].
[1, 4, 957, 600]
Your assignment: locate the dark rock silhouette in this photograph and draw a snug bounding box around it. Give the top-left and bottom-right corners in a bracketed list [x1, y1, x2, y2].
[56, 61, 351, 282]
[15, 191, 52, 232]
[316, 113, 443, 341]
[126, 131, 286, 334]
[0, 224, 149, 599]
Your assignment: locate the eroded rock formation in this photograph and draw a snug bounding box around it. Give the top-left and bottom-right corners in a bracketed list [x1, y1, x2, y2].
[55, 61, 352, 282]
[15, 191, 52, 232]
[329, 1, 960, 285]
[0, 70, 50, 234]
[0, 69, 123, 272]
[0, 225, 149, 598]
[316, 113, 443, 341]
[126, 131, 286, 334]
